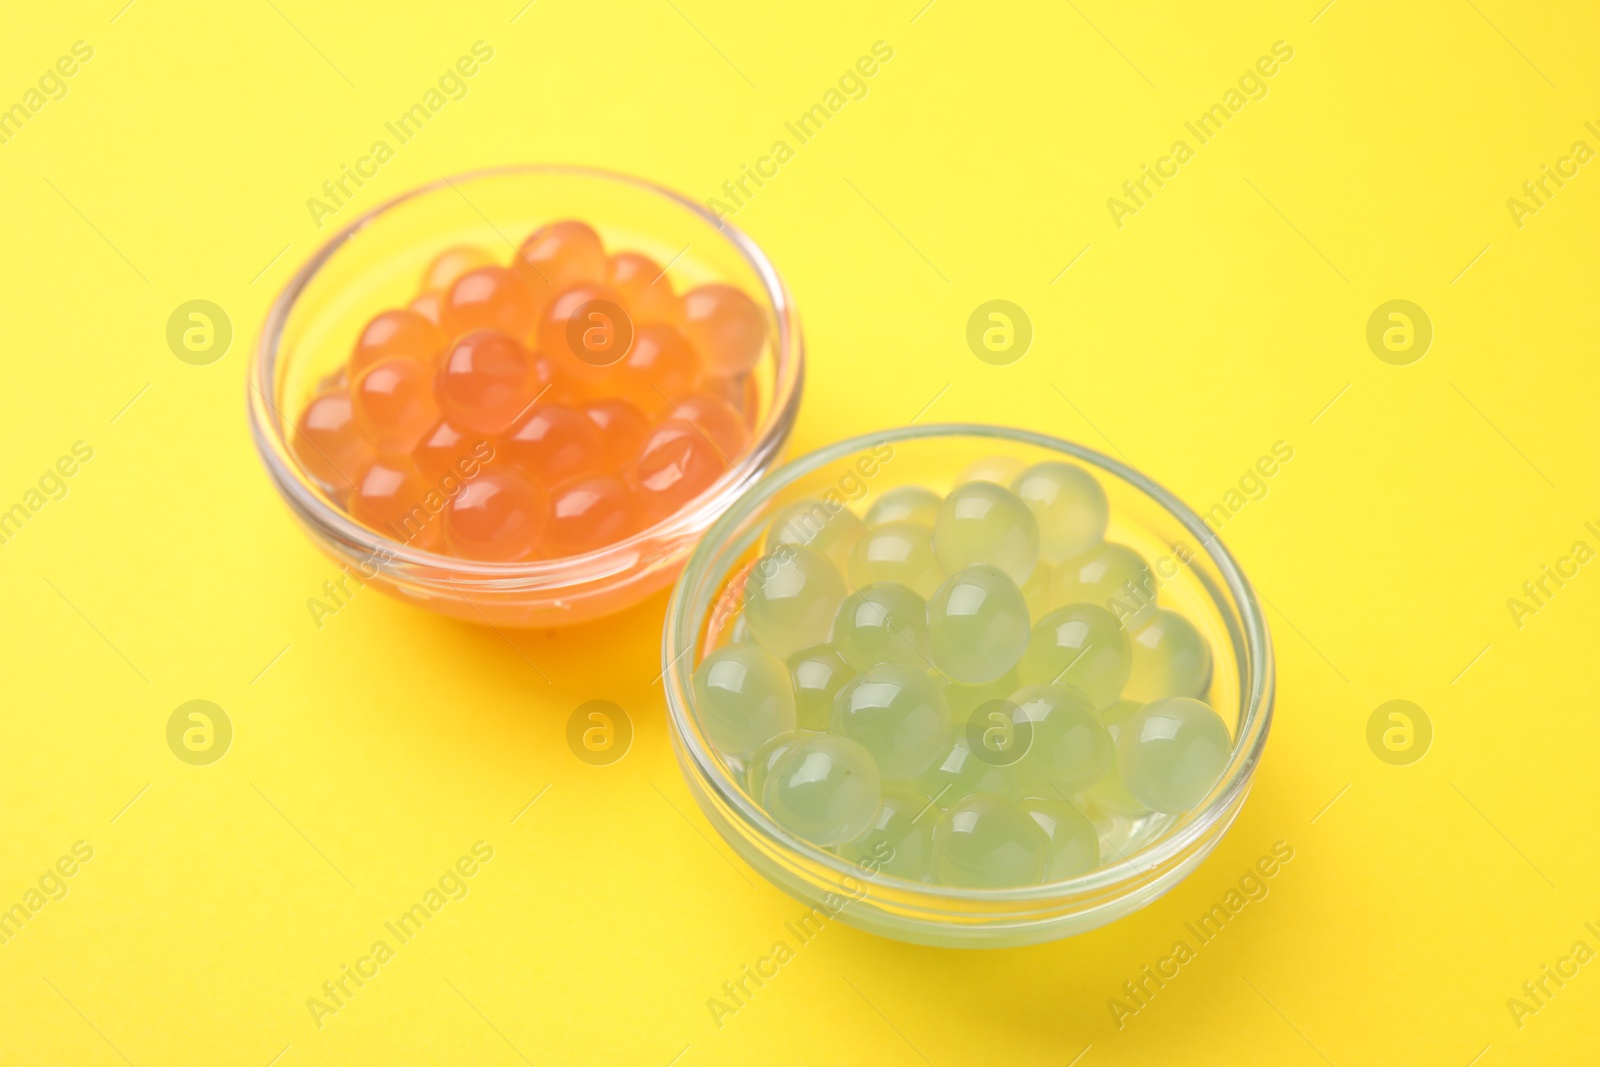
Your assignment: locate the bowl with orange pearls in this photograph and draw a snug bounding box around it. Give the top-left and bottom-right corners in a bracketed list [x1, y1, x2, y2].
[248, 165, 803, 627]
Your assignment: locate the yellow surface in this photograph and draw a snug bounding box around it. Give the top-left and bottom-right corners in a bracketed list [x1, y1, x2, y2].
[2, 1, 1597, 1063]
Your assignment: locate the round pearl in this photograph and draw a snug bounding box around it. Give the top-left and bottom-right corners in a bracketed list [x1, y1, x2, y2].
[692, 643, 797, 758]
[1116, 697, 1231, 814]
[931, 794, 1050, 888]
[1018, 603, 1130, 709]
[928, 565, 1031, 685]
[1126, 608, 1213, 702]
[744, 545, 847, 657]
[763, 735, 882, 847]
[933, 482, 1039, 584]
[831, 663, 953, 781]
[1011, 461, 1108, 561]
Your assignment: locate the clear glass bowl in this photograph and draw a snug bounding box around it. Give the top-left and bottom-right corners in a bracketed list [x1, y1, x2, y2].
[662, 425, 1273, 947]
[247, 165, 802, 628]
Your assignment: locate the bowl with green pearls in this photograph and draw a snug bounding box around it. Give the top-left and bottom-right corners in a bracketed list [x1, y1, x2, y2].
[661, 425, 1273, 948]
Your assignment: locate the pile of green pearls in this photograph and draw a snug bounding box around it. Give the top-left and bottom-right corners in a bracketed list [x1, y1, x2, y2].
[691, 457, 1231, 888]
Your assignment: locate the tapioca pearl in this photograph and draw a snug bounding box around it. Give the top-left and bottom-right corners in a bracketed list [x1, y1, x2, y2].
[631, 419, 727, 520]
[931, 794, 1050, 888]
[606, 251, 681, 326]
[1116, 697, 1231, 814]
[762, 735, 882, 847]
[1051, 542, 1157, 629]
[933, 481, 1039, 584]
[956, 456, 1025, 487]
[514, 220, 607, 309]
[614, 324, 702, 415]
[1021, 798, 1099, 879]
[832, 583, 931, 672]
[1083, 700, 1150, 817]
[350, 309, 442, 375]
[350, 458, 442, 549]
[1017, 603, 1130, 709]
[441, 470, 547, 561]
[664, 391, 748, 459]
[422, 245, 496, 293]
[503, 403, 606, 486]
[1126, 608, 1213, 702]
[743, 545, 846, 657]
[440, 265, 538, 340]
[294, 388, 373, 491]
[543, 476, 638, 556]
[836, 786, 936, 881]
[787, 644, 855, 732]
[1011, 461, 1108, 562]
[435, 329, 537, 435]
[579, 399, 649, 469]
[681, 283, 767, 376]
[846, 521, 943, 599]
[1011, 684, 1113, 796]
[766, 497, 864, 572]
[692, 643, 797, 759]
[864, 485, 942, 528]
[915, 737, 1024, 808]
[537, 284, 630, 389]
[412, 419, 487, 481]
[830, 662, 953, 780]
[745, 730, 809, 803]
[351, 357, 439, 455]
[928, 565, 1031, 685]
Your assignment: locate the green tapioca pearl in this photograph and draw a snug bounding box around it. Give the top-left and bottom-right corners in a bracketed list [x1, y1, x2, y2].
[847, 521, 944, 598]
[831, 663, 953, 780]
[933, 482, 1039, 584]
[1083, 700, 1150, 816]
[1116, 697, 1231, 814]
[837, 786, 936, 880]
[931, 794, 1050, 888]
[1126, 609, 1212, 702]
[865, 485, 942, 528]
[745, 544, 847, 657]
[1020, 559, 1055, 620]
[746, 731, 809, 802]
[762, 735, 882, 847]
[1018, 603, 1130, 709]
[767, 498, 864, 571]
[1012, 684, 1113, 795]
[693, 644, 797, 758]
[1011, 462, 1108, 562]
[1021, 798, 1100, 879]
[916, 736, 1024, 807]
[833, 582, 931, 672]
[1052, 542, 1157, 629]
[788, 644, 855, 732]
[928, 565, 1031, 685]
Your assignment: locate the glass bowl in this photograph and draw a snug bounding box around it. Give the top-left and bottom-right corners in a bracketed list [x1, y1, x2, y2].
[247, 165, 802, 628]
[662, 424, 1273, 948]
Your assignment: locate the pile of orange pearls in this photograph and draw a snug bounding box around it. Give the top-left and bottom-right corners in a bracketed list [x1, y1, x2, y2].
[291, 219, 767, 561]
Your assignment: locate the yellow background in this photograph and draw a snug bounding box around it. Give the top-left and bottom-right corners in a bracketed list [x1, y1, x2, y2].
[2, 0, 1597, 1063]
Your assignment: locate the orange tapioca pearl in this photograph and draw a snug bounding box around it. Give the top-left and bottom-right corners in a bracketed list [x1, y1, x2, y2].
[606, 251, 681, 326]
[632, 419, 729, 520]
[412, 419, 494, 481]
[351, 357, 439, 454]
[537, 284, 633, 390]
[435, 329, 537, 435]
[503, 403, 606, 485]
[422, 245, 496, 293]
[681, 283, 767, 376]
[350, 308, 442, 375]
[544, 476, 639, 556]
[513, 220, 607, 310]
[661, 391, 748, 459]
[350, 458, 442, 549]
[443, 471, 548, 561]
[440, 265, 537, 340]
[410, 290, 442, 326]
[579, 399, 649, 469]
[293, 389, 374, 491]
[614, 324, 702, 414]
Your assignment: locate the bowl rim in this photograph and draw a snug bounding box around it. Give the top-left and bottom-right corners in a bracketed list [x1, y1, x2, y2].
[246, 162, 804, 585]
[663, 422, 1275, 904]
